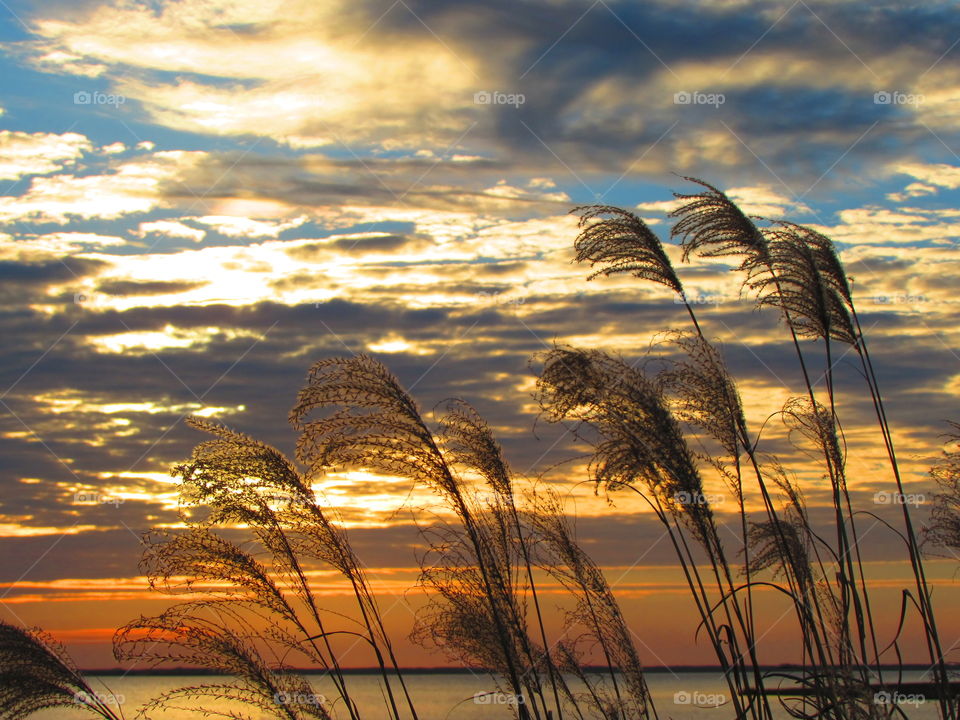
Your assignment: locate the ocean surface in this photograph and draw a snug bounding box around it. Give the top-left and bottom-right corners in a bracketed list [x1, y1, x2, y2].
[34, 670, 940, 719]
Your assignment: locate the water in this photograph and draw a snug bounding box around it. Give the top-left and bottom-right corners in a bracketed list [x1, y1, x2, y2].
[34, 670, 941, 719]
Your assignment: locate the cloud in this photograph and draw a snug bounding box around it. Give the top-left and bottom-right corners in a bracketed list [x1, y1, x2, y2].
[157, 152, 570, 220]
[366, 333, 434, 355]
[193, 214, 307, 238]
[0, 150, 207, 223]
[0, 257, 107, 284]
[0, 130, 91, 181]
[893, 162, 960, 192]
[87, 325, 264, 354]
[815, 205, 960, 246]
[14, 0, 960, 185]
[96, 279, 208, 296]
[33, 232, 128, 251]
[287, 233, 428, 260]
[135, 219, 206, 243]
[24, 0, 478, 147]
[725, 185, 811, 217]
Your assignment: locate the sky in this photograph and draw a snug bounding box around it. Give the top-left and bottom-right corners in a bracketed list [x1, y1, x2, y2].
[1, 0, 960, 670]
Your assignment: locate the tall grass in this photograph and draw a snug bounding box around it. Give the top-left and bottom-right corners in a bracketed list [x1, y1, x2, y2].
[0, 624, 124, 720]
[557, 182, 957, 719]
[926, 425, 960, 562]
[0, 178, 956, 720]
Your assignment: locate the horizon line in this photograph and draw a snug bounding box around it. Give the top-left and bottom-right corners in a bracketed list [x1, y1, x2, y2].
[78, 663, 957, 676]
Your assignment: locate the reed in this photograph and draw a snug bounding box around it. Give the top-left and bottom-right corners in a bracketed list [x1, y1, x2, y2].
[552, 180, 957, 719]
[0, 623, 125, 720]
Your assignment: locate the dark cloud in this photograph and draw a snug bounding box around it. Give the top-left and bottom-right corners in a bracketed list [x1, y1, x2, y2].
[476, 261, 529, 276]
[161, 157, 569, 220]
[3, 284, 952, 513]
[96, 279, 207, 296]
[0, 529, 145, 584]
[0, 257, 108, 284]
[335, 0, 960, 186]
[286, 233, 428, 261]
[0, 501, 933, 589]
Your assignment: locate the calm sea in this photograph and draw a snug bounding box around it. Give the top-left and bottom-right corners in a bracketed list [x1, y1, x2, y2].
[34, 670, 940, 719]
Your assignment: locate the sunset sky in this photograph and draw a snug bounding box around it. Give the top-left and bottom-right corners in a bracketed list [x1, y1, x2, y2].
[2, 0, 960, 670]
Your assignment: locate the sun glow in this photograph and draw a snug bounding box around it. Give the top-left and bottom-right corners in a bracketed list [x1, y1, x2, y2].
[87, 325, 260, 353]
